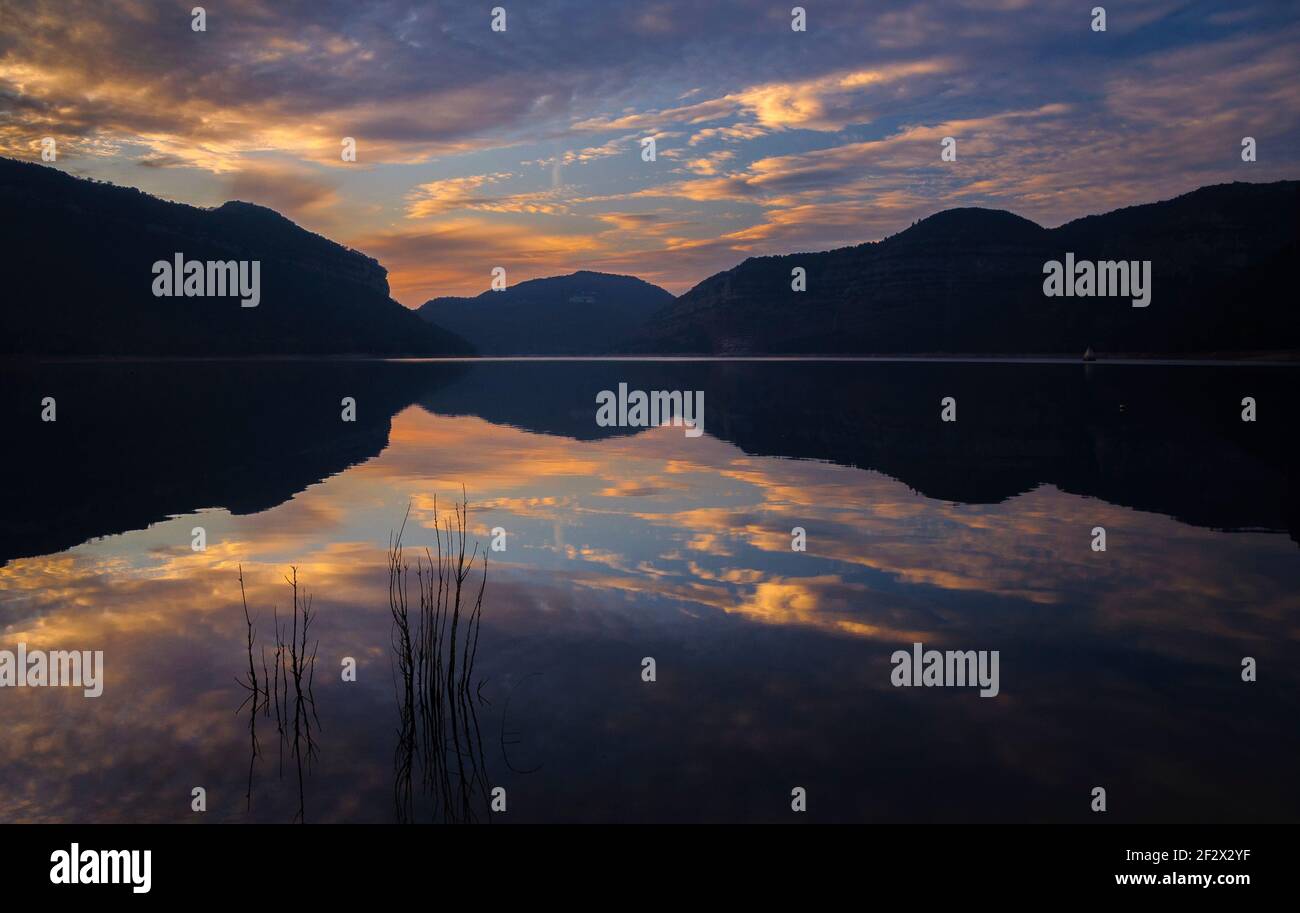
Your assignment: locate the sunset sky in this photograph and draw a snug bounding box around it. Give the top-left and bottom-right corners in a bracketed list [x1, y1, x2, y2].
[2, 0, 1297, 304]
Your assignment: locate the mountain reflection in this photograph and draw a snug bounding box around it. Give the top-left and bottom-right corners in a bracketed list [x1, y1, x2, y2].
[1, 360, 1295, 568]
[0, 359, 1297, 822]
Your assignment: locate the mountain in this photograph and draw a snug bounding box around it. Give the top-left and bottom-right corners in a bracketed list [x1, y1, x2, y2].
[417, 270, 673, 355]
[0, 157, 470, 356]
[627, 181, 1300, 356]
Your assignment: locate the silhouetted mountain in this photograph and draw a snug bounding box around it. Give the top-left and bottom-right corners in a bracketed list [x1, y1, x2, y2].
[628, 181, 1300, 355]
[417, 270, 673, 354]
[3, 359, 1295, 567]
[0, 157, 470, 356]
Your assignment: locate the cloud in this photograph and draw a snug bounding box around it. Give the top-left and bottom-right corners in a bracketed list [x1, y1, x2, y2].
[227, 162, 342, 221]
[351, 218, 600, 300]
[404, 172, 517, 218]
[526, 135, 640, 168]
[574, 60, 953, 135]
[1, 0, 1296, 303]
[684, 150, 736, 175]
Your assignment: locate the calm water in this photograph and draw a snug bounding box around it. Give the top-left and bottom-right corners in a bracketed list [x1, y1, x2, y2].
[1, 359, 1297, 823]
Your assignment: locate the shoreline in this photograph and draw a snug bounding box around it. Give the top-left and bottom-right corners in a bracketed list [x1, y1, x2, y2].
[4, 352, 1299, 367]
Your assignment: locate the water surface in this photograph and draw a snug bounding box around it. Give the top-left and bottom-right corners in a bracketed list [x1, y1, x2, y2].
[1, 359, 1296, 822]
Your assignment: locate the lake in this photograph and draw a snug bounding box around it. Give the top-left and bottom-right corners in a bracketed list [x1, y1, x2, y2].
[1, 358, 1297, 823]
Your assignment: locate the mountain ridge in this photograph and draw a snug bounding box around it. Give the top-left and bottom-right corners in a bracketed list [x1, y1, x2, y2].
[633, 180, 1297, 356]
[0, 157, 470, 356]
[4, 158, 1294, 358]
[417, 269, 673, 355]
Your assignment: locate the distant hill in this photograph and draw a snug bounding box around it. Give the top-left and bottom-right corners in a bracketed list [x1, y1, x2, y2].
[0, 157, 470, 356]
[627, 181, 1300, 356]
[417, 271, 673, 355]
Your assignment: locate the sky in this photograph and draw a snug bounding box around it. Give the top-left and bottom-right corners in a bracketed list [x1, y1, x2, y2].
[2, 0, 1297, 304]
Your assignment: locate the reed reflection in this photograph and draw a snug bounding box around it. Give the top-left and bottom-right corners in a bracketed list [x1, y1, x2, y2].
[389, 496, 491, 824]
[237, 565, 320, 823]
